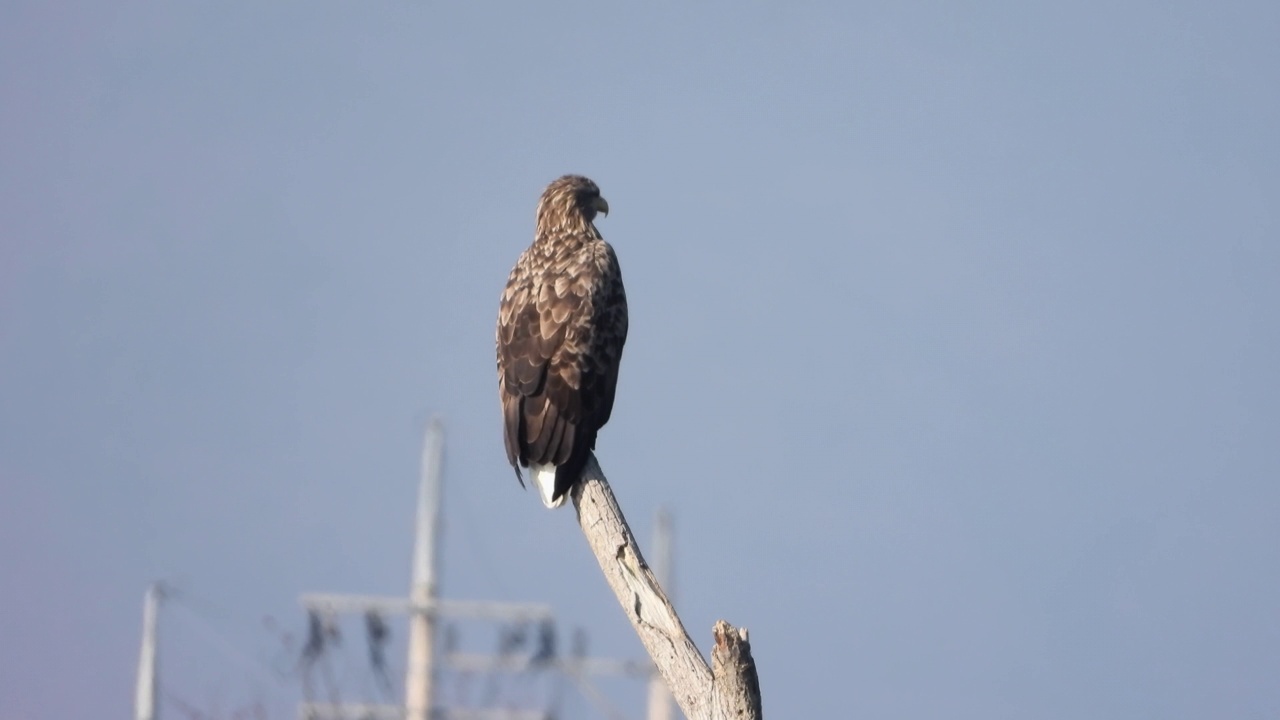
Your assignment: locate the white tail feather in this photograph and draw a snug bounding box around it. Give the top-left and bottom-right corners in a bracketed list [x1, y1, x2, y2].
[531, 463, 565, 508]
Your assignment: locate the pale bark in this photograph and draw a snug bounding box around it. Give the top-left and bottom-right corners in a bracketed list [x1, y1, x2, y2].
[711, 621, 762, 720]
[570, 454, 763, 720]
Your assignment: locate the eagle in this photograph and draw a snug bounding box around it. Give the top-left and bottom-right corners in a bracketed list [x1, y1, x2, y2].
[496, 175, 629, 508]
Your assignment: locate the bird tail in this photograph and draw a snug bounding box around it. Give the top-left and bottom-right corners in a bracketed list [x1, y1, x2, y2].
[530, 463, 566, 509]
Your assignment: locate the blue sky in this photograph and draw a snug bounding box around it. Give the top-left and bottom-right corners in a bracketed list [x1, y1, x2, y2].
[2, 2, 1278, 718]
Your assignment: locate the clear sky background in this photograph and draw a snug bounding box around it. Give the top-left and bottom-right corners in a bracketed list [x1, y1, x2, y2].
[2, 2, 1278, 718]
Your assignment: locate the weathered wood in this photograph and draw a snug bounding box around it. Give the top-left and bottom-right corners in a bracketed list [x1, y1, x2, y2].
[570, 454, 762, 720]
[711, 621, 762, 720]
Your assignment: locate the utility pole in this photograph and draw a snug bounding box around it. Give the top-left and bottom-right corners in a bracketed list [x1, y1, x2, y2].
[135, 582, 166, 720]
[645, 509, 675, 720]
[298, 419, 664, 720]
[406, 418, 444, 720]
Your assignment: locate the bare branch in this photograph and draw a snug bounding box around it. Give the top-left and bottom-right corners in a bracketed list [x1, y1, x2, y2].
[570, 454, 762, 720]
[712, 621, 762, 720]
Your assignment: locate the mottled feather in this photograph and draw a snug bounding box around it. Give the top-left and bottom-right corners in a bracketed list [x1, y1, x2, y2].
[496, 175, 628, 507]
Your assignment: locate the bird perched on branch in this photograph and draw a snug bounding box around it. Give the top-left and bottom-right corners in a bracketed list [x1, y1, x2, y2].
[496, 175, 629, 508]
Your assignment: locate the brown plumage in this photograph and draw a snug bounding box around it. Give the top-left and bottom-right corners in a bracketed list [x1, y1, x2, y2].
[496, 175, 629, 508]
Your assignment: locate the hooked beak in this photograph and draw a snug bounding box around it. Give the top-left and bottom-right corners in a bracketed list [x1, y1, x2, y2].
[593, 196, 610, 217]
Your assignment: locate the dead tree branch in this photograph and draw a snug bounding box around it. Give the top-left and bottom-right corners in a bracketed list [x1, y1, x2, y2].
[712, 621, 762, 720]
[570, 454, 763, 720]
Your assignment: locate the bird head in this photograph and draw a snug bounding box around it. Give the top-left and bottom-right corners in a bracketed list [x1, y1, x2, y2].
[536, 175, 609, 231]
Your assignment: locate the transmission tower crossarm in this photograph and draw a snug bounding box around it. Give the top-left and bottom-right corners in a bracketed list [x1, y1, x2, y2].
[298, 594, 555, 623]
[441, 652, 652, 678]
[299, 704, 552, 720]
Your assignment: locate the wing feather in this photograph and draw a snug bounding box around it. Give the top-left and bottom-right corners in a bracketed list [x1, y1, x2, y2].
[496, 201, 629, 503]
[501, 394, 523, 482]
[555, 421, 576, 466]
[548, 413, 568, 463]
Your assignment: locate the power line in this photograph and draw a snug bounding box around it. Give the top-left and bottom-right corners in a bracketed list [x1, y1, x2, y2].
[167, 595, 289, 688]
[296, 419, 674, 720]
